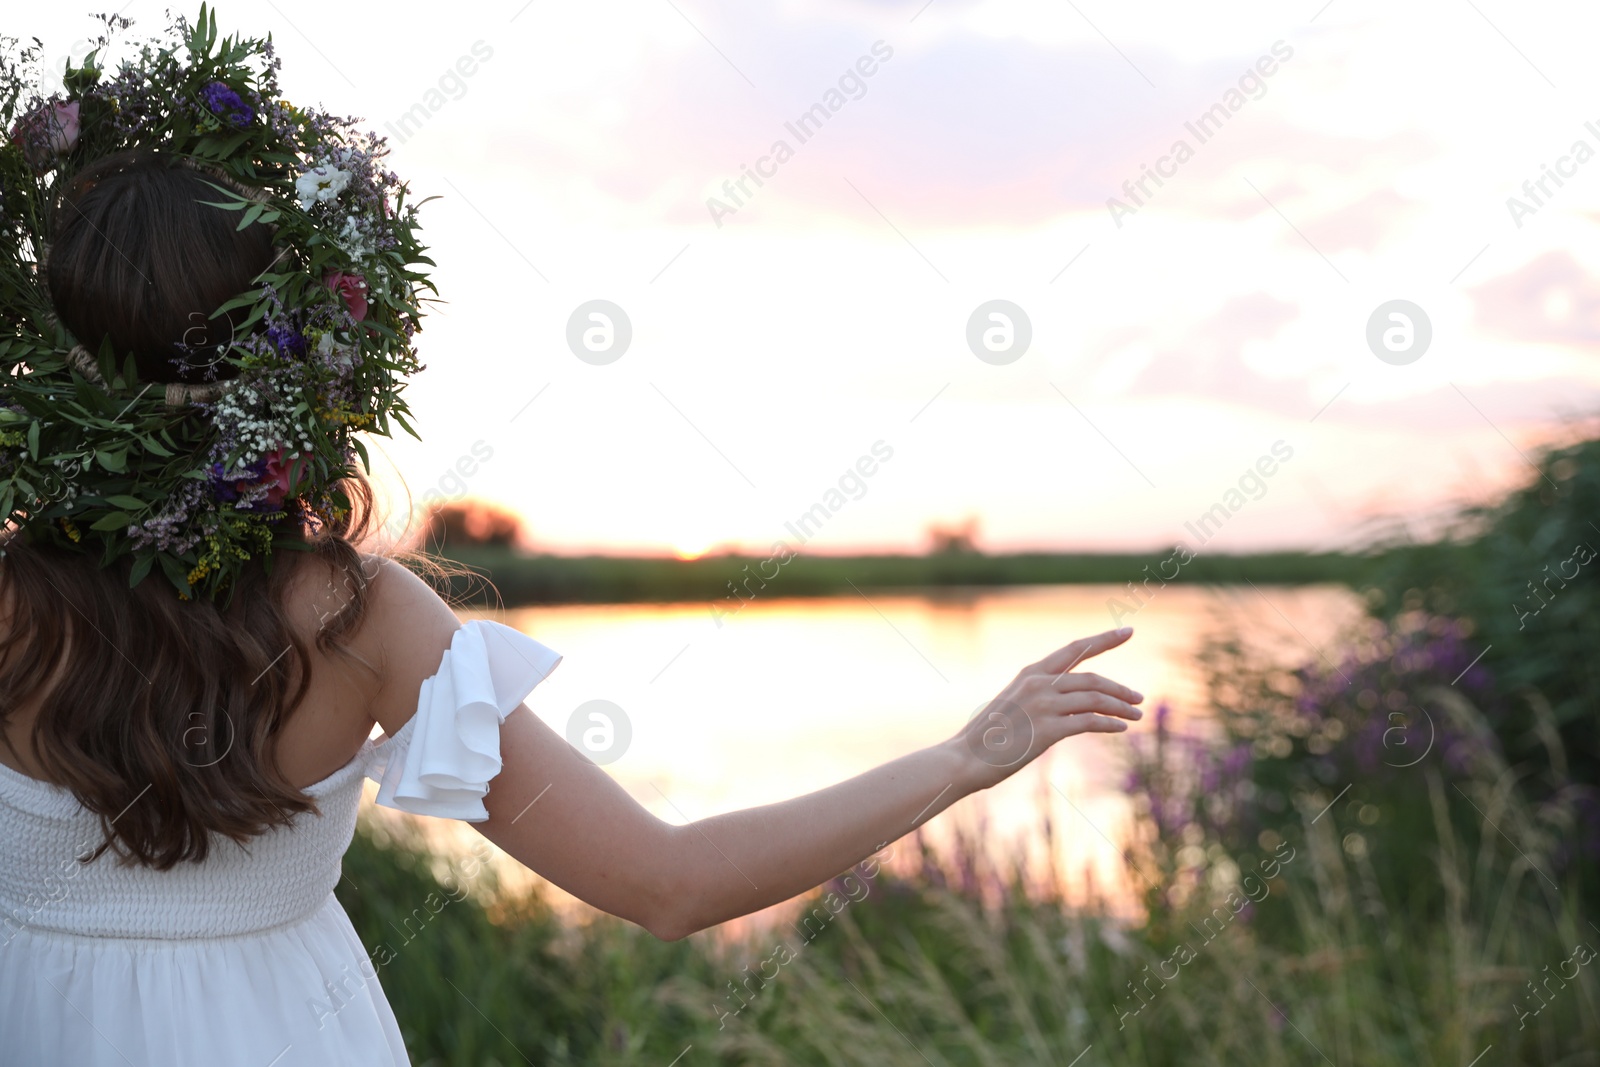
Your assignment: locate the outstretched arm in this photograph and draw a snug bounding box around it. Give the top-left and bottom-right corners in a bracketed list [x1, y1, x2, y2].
[362, 558, 1143, 941]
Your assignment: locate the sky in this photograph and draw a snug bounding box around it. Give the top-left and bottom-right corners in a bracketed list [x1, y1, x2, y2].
[24, 0, 1600, 557]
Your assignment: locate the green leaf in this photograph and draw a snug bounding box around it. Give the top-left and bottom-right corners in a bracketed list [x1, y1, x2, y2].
[95, 449, 128, 472]
[205, 130, 254, 161]
[140, 435, 174, 457]
[26, 420, 38, 458]
[236, 202, 264, 231]
[158, 552, 193, 598]
[213, 290, 262, 316]
[105, 495, 146, 510]
[89, 510, 134, 531]
[128, 553, 156, 588]
[392, 409, 421, 442]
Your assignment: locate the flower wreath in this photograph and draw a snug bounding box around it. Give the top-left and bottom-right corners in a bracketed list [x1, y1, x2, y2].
[0, 5, 434, 604]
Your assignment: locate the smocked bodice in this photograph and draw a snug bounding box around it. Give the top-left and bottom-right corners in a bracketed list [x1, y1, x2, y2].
[0, 727, 396, 942]
[0, 619, 561, 943]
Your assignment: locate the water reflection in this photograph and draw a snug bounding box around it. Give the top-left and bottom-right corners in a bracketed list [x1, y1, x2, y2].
[359, 583, 1362, 933]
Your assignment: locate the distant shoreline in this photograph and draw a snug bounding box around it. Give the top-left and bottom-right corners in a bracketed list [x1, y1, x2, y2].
[411, 546, 1378, 607]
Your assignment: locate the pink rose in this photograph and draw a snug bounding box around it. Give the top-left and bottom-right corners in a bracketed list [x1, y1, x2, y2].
[260, 447, 299, 509]
[10, 100, 80, 172]
[324, 270, 368, 322]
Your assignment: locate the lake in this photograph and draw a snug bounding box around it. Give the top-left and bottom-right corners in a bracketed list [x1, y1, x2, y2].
[359, 583, 1364, 934]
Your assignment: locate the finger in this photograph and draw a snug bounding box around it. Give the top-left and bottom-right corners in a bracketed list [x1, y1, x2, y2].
[1036, 627, 1134, 678]
[1054, 691, 1144, 721]
[1055, 671, 1144, 705]
[1060, 713, 1132, 737]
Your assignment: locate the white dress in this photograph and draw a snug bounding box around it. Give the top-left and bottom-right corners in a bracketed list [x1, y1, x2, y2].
[0, 619, 563, 1066]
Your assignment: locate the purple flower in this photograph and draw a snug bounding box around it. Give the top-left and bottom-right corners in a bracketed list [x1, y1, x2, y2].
[207, 453, 292, 515]
[266, 322, 306, 357]
[209, 455, 267, 503]
[201, 81, 255, 127]
[1223, 744, 1251, 779]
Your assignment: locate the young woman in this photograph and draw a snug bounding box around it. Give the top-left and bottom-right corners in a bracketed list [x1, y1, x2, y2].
[0, 17, 1143, 1066]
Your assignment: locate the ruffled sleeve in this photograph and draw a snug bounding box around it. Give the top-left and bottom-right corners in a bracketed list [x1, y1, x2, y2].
[366, 619, 563, 822]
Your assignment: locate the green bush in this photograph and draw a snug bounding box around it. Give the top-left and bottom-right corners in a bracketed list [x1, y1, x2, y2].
[1366, 433, 1600, 873]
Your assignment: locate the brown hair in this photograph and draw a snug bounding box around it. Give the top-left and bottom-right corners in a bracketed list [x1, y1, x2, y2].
[46, 148, 275, 382]
[0, 149, 382, 869]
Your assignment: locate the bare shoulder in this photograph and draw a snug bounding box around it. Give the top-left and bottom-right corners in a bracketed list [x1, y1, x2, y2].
[342, 552, 464, 740]
[277, 549, 458, 719]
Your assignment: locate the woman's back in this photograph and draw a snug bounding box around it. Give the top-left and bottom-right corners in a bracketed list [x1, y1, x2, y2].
[0, 550, 566, 1064]
[0, 552, 408, 1062]
[0, 551, 383, 793]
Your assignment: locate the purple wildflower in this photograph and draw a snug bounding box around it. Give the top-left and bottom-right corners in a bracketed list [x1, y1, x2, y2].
[208, 455, 267, 503]
[1223, 744, 1251, 779]
[201, 80, 254, 127]
[207, 454, 288, 515]
[266, 322, 306, 357]
[126, 480, 210, 555]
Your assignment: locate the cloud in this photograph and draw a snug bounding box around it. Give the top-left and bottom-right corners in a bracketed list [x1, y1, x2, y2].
[1323, 377, 1600, 432]
[488, 16, 1438, 232]
[1125, 293, 1304, 410]
[1292, 186, 1419, 255]
[1468, 250, 1600, 345]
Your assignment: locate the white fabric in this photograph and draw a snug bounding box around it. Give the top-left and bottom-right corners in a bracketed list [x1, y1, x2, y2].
[370, 619, 563, 821]
[0, 619, 561, 1066]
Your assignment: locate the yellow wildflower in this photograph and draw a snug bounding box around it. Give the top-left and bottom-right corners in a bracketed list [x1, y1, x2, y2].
[187, 557, 216, 586]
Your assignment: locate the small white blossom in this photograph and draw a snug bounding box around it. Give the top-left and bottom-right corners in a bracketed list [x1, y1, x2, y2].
[334, 213, 377, 261]
[295, 163, 351, 210]
[316, 329, 356, 372]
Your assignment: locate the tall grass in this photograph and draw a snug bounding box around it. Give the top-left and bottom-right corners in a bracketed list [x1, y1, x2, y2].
[336, 700, 1598, 1065]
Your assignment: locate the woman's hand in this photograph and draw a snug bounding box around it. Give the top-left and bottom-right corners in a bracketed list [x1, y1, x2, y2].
[949, 626, 1144, 792]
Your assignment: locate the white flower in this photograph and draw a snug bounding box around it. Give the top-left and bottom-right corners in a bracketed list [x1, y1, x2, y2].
[295, 164, 351, 210]
[316, 330, 354, 369]
[335, 213, 377, 261]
